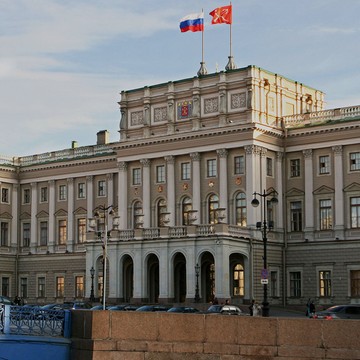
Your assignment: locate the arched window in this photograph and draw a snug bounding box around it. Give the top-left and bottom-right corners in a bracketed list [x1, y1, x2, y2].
[157, 199, 168, 227]
[208, 194, 219, 224]
[182, 197, 192, 225]
[133, 201, 143, 229]
[235, 192, 247, 226]
[233, 264, 244, 296]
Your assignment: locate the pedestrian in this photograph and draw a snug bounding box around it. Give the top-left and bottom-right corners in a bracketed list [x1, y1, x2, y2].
[225, 299, 230, 305]
[252, 300, 262, 317]
[14, 295, 21, 305]
[249, 299, 255, 316]
[309, 300, 316, 316]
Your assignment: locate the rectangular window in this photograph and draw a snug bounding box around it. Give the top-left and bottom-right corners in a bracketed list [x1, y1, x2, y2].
[319, 155, 330, 174]
[59, 185, 67, 201]
[38, 277, 46, 298]
[23, 188, 30, 204]
[1, 188, 9, 203]
[2, 277, 10, 297]
[0, 222, 9, 246]
[23, 223, 30, 247]
[77, 218, 86, 243]
[181, 162, 191, 180]
[40, 221, 48, 246]
[266, 157, 273, 177]
[207, 159, 217, 177]
[290, 201, 302, 232]
[234, 156, 245, 175]
[351, 197, 360, 228]
[20, 278, 28, 298]
[270, 271, 278, 297]
[75, 276, 84, 298]
[289, 271, 301, 297]
[58, 220, 67, 245]
[132, 168, 141, 185]
[290, 159, 300, 178]
[56, 276, 65, 298]
[319, 271, 331, 297]
[78, 183, 86, 199]
[156, 165, 165, 183]
[40, 187, 48, 202]
[350, 270, 360, 297]
[320, 199, 332, 230]
[350, 152, 360, 171]
[98, 180, 106, 197]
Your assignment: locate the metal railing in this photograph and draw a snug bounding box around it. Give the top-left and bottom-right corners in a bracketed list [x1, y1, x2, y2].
[0, 305, 71, 338]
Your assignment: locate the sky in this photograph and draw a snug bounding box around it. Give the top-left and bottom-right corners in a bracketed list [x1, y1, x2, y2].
[1, 0, 359, 157]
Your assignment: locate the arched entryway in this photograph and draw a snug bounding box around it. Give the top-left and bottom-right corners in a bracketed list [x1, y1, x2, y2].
[147, 254, 159, 303]
[173, 253, 186, 303]
[123, 255, 134, 302]
[199, 251, 215, 303]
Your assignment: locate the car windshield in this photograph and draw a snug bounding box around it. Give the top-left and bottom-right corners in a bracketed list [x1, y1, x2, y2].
[326, 306, 345, 313]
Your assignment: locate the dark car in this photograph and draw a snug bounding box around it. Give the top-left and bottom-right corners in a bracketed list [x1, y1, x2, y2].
[311, 304, 360, 320]
[167, 306, 200, 313]
[0, 295, 14, 305]
[207, 304, 243, 315]
[108, 304, 138, 311]
[135, 305, 170, 312]
[62, 301, 92, 310]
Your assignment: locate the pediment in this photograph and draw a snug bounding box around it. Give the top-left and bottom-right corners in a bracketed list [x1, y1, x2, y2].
[313, 185, 334, 195]
[74, 207, 87, 215]
[0, 211, 13, 219]
[36, 210, 49, 218]
[54, 209, 68, 217]
[344, 182, 360, 192]
[19, 212, 31, 220]
[286, 188, 304, 197]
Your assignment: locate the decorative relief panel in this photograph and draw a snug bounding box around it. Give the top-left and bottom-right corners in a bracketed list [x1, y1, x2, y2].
[204, 97, 219, 114]
[231, 93, 246, 109]
[177, 100, 193, 120]
[131, 111, 144, 126]
[154, 107, 167, 123]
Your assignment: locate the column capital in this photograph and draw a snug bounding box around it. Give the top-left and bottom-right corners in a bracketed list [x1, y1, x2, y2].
[332, 145, 343, 156]
[86, 175, 93, 183]
[67, 178, 74, 184]
[165, 155, 175, 164]
[140, 158, 151, 167]
[190, 152, 201, 162]
[276, 151, 284, 161]
[118, 161, 128, 171]
[216, 149, 228, 158]
[107, 173, 113, 181]
[245, 145, 261, 155]
[303, 149, 313, 158]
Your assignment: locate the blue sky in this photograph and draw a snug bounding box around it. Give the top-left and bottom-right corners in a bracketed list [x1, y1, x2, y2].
[1, 0, 359, 156]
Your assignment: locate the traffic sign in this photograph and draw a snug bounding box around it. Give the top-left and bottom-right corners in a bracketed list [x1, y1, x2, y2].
[261, 268, 268, 279]
[261, 279, 268, 285]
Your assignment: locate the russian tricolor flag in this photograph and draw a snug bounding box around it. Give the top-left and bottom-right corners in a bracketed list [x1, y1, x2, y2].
[179, 12, 204, 32]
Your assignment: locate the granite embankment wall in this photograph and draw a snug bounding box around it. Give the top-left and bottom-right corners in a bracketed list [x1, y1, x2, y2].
[70, 311, 360, 360]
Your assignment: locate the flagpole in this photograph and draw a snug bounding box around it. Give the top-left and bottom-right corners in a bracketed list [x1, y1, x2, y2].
[197, 9, 208, 76]
[225, 2, 236, 71]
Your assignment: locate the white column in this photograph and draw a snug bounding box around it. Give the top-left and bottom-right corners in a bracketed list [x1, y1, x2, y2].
[159, 246, 169, 301]
[190, 152, 201, 224]
[217, 149, 228, 221]
[140, 159, 151, 228]
[260, 147, 267, 193]
[11, 184, 19, 248]
[107, 173, 114, 229]
[245, 145, 261, 228]
[67, 178, 74, 252]
[333, 146, 344, 237]
[215, 241, 230, 299]
[165, 156, 175, 226]
[30, 182, 37, 252]
[186, 243, 196, 300]
[86, 176, 94, 226]
[133, 244, 143, 300]
[48, 180, 55, 252]
[276, 152, 284, 230]
[303, 149, 314, 239]
[118, 162, 128, 229]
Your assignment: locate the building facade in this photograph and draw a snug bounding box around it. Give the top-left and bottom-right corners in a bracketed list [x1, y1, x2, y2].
[0, 65, 359, 307]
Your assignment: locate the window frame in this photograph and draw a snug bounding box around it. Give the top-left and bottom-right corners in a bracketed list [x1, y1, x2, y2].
[0, 221, 9, 247]
[56, 276, 65, 298]
[58, 184, 67, 201]
[77, 182, 86, 199]
[207, 159, 217, 178]
[1, 187, 10, 204]
[22, 222, 31, 247]
[350, 152, 360, 171]
[234, 156, 245, 175]
[319, 155, 330, 175]
[97, 180, 106, 197]
[350, 197, 360, 229]
[156, 165, 166, 184]
[132, 168, 142, 186]
[235, 192, 247, 227]
[37, 276, 46, 298]
[290, 201, 303, 232]
[289, 158, 301, 178]
[319, 199, 332, 230]
[58, 219, 67, 245]
[181, 162, 191, 181]
[266, 157, 273, 177]
[40, 186, 48, 203]
[23, 188, 31, 204]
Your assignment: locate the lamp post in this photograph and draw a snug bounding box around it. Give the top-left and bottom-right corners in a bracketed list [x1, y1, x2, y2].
[89, 205, 119, 310]
[251, 190, 278, 317]
[194, 263, 200, 303]
[90, 266, 95, 302]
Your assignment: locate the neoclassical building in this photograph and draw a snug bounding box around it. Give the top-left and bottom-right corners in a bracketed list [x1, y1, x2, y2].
[0, 65, 359, 308]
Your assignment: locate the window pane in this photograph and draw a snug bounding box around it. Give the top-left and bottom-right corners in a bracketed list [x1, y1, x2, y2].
[234, 156, 245, 175]
[290, 159, 300, 177]
[351, 197, 360, 228]
[207, 159, 217, 177]
[181, 163, 191, 180]
[290, 272, 301, 297]
[320, 199, 332, 230]
[290, 201, 302, 232]
[319, 271, 331, 297]
[236, 192, 247, 226]
[350, 270, 360, 297]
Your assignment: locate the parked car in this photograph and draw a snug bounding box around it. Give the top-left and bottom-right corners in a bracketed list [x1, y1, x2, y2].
[0, 295, 14, 305]
[135, 305, 170, 312]
[167, 306, 200, 313]
[311, 304, 360, 320]
[90, 304, 107, 310]
[62, 301, 93, 310]
[107, 304, 138, 311]
[207, 304, 243, 315]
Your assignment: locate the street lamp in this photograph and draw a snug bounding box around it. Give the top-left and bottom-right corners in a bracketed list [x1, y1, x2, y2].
[194, 263, 200, 303]
[89, 205, 119, 310]
[251, 190, 278, 317]
[90, 266, 95, 302]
